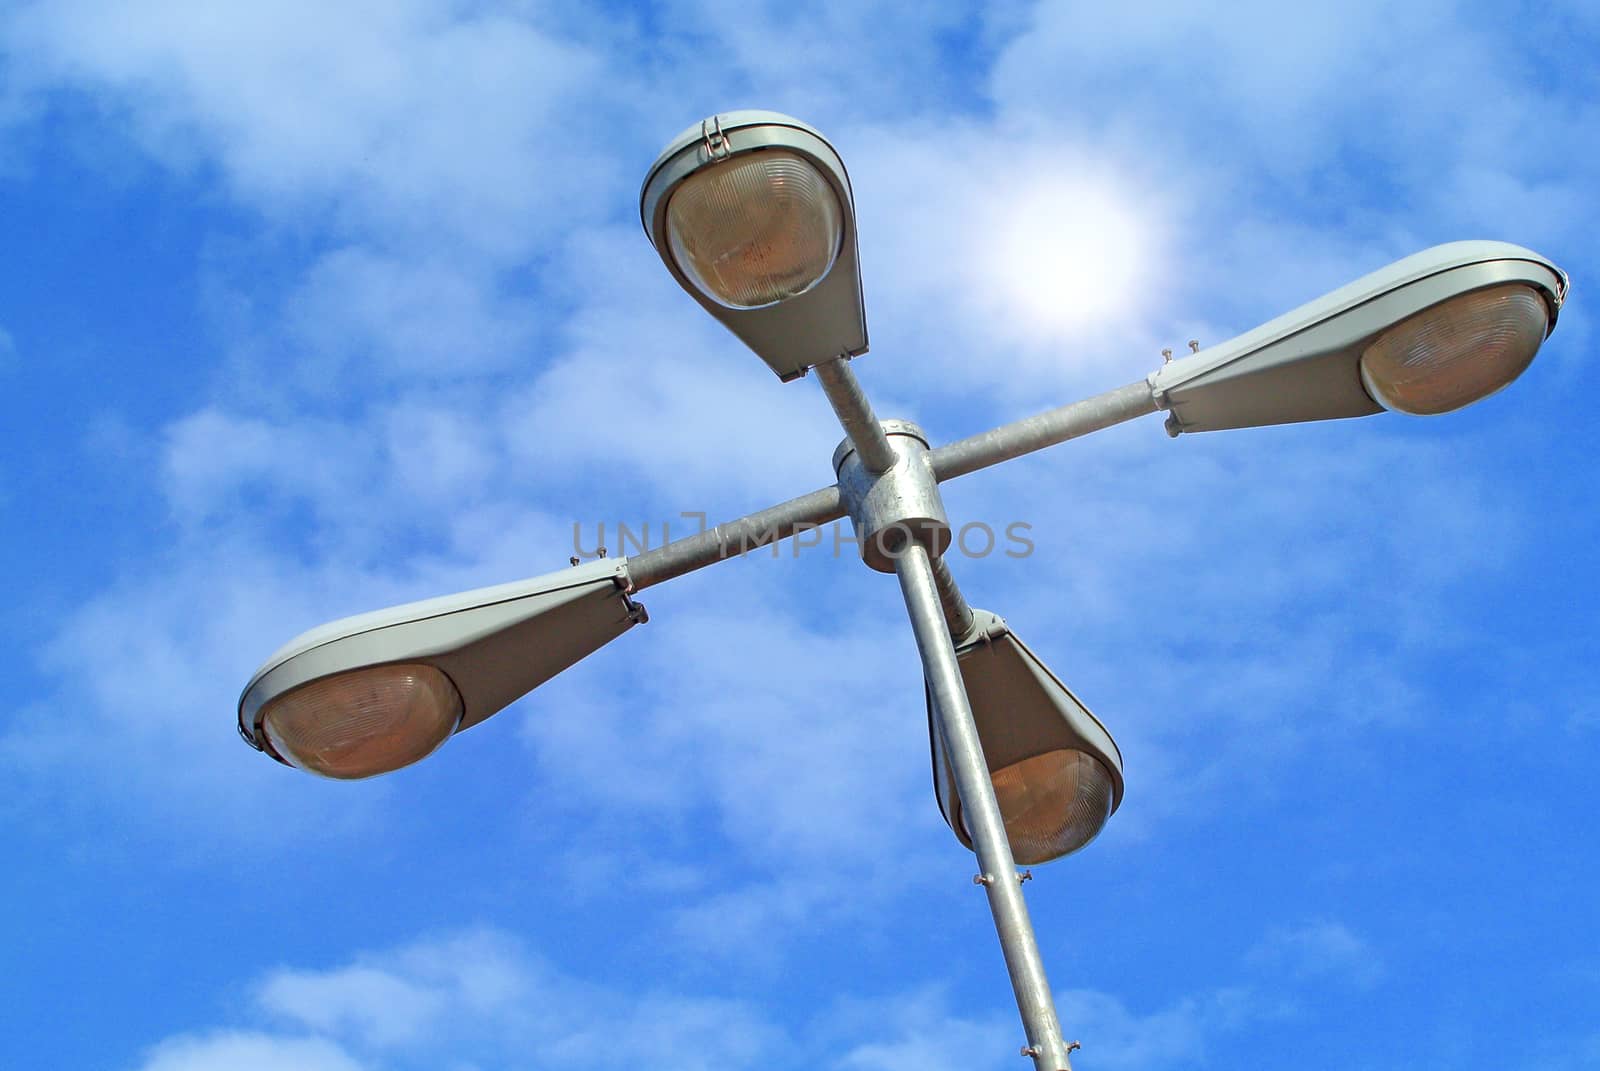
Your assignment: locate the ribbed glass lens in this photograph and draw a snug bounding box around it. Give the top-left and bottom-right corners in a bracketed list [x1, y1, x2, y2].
[990, 749, 1115, 864]
[1360, 284, 1549, 415]
[261, 663, 462, 780]
[665, 149, 843, 309]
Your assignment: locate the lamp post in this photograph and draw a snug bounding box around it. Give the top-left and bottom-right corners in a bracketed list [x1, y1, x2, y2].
[236, 110, 1569, 1070]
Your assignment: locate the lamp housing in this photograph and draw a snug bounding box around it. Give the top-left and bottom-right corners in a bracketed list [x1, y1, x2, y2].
[1151, 241, 1567, 434]
[238, 559, 646, 779]
[640, 110, 868, 381]
[928, 610, 1124, 864]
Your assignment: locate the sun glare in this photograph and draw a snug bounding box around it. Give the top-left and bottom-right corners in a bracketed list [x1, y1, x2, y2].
[968, 169, 1161, 342]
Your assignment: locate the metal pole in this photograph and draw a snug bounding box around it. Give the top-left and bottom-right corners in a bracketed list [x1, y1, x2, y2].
[625, 484, 846, 591]
[814, 356, 898, 475]
[929, 553, 974, 642]
[930, 379, 1159, 482]
[894, 541, 1076, 1071]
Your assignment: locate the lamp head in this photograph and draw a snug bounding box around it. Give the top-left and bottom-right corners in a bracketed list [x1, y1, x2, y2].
[640, 110, 868, 381]
[238, 559, 646, 779]
[1152, 241, 1568, 434]
[929, 611, 1124, 864]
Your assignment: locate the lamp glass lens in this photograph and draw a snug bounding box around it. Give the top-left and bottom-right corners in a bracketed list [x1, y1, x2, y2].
[990, 749, 1115, 864]
[665, 149, 843, 309]
[261, 663, 462, 780]
[1359, 284, 1548, 415]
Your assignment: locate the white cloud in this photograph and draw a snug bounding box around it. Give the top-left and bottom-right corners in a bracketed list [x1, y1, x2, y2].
[217, 928, 784, 1071]
[259, 965, 449, 1049]
[4, 0, 629, 261]
[1056, 986, 1267, 1071]
[667, 878, 837, 966]
[1246, 920, 1384, 989]
[993, 2, 1483, 169]
[832, 989, 1009, 1071]
[137, 929, 1301, 1071]
[161, 407, 376, 525]
[638, 0, 1016, 129]
[989, 0, 1600, 247]
[832, 982, 1278, 1071]
[258, 931, 532, 1049]
[282, 249, 544, 383]
[133, 1032, 367, 1071]
[521, 590, 938, 869]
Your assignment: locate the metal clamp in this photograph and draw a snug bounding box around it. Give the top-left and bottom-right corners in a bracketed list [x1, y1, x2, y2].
[701, 116, 731, 159]
[1022, 1040, 1080, 1059]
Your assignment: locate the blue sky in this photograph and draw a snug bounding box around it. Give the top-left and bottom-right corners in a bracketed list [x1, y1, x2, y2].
[2, 2, 1597, 1069]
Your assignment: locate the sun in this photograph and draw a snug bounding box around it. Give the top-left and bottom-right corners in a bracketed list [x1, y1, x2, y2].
[967, 164, 1164, 343]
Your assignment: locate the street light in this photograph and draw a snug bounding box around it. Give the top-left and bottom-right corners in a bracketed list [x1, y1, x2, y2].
[1151, 240, 1566, 434]
[931, 610, 1124, 865]
[238, 559, 644, 778]
[237, 110, 1570, 1070]
[639, 110, 868, 381]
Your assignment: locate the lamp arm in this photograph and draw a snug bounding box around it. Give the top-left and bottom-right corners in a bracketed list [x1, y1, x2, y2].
[624, 484, 846, 591]
[813, 355, 898, 475]
[930, 378, 1160, 481]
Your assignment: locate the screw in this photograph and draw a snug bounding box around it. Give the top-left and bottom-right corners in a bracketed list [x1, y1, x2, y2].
[973, 873, 995, 886]
[1188, 338, 1200, 353]
[1161, 347, 1173, 363]
[1018, 869, 1033, 883]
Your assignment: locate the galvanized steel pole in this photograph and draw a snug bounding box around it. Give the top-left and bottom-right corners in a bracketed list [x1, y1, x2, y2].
[895, 541, 1075, 1071]
[814, 356, 899, 475]
[625, 484, 845, 591]
[929, 552, 974, 641]
[931, 379, 1159, 482]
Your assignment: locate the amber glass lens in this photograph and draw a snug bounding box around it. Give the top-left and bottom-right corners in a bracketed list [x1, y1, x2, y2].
[666, 149, 843, 309]
[261, 663, 462, 780]
[989, 749, 1115, 864]
[1360, 284, 1548, 415]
